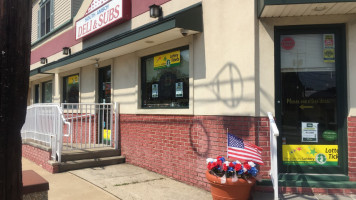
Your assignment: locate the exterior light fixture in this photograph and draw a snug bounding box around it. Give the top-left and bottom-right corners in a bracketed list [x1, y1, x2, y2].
[40, 57, 47, 64]
[62, 47, 71, 55]
[313, 6, 327, 11]
[149, 4, 162, 18]
[94, 58, 99, 68]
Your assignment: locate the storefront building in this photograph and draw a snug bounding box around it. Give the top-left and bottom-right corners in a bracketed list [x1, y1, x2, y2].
[27, 0, 356, 195]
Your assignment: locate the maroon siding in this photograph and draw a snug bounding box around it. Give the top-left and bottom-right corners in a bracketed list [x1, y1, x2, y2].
[30, 0, 172, 64]
[131, 0, 171, 17]
[30, 28, 80, 64]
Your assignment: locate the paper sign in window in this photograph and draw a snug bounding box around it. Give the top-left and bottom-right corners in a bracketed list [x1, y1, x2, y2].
[152, 84, 158, 98]
[176, 82, 183, 97]
[302, 122, 318, 142]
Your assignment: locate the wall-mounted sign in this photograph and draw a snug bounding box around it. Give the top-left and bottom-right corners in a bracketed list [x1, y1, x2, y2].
[281, 37, 295, 50]
[282, 145, 338, 166]
[75, 0, 131, 40]
[302, 122, 318, 142]
[154, 50, 181, 70]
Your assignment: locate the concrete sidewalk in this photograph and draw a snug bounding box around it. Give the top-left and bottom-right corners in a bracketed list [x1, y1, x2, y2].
[23, 158, 356, 200]
[22, 158, 118, 200]
[22, 158, 211, 200]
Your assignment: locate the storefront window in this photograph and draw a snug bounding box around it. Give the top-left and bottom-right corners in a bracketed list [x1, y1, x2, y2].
[42, 81, 52, 103]
[63, 74, 79, 104]
[141, 46, 189, 108]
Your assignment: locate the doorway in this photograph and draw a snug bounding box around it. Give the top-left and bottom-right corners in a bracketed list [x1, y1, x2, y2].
[98, 66, 111, 145]
[98, 66, 111, 104]
[275, 25, 347, 174]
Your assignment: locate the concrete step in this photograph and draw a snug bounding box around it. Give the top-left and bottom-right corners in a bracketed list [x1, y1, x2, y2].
[258, 179, 356, 188]
[58, 155, 125, 172]
[61, 148, 121, 162]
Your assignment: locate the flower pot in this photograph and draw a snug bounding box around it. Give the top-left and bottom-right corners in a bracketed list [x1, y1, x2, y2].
[205, 170, 256, 200]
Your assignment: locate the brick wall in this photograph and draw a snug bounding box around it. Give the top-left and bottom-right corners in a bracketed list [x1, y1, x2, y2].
[22, 144, 58, 173]
[62, 114, 98, 145]
[349, 117, 356, 181]
[62, 113, 117, 148]
[120, 114, 270, 190]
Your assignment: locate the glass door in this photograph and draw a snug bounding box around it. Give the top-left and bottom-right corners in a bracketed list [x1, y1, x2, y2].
[34, 84, 40, 103]
[98, 66, 111, 104]
[98, 66, 111, 144]
[275, 25, 347, 174]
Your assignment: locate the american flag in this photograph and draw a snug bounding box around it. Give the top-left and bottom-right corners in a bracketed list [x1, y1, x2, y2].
[227, 133, 263, 165]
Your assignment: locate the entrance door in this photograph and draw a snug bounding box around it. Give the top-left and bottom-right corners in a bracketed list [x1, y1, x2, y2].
[98, 66, 111, 104]
[34, 84, 40, 103]
[275, 25, 347, 174]
[98, 66, 111, 145]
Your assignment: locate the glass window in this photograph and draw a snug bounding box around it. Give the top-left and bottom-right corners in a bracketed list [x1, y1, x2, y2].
[42, 81, 52, 103]
[98, 66, 111, 103]
[34, 84, 40, 104]
[63, 74, 79, 104]
[280, 34, 337, 145]
[141, 46, 189, 108]
[39, 1, 52, 37]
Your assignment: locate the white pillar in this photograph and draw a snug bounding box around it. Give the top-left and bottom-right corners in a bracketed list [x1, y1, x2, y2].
[53, 73, 60, 103]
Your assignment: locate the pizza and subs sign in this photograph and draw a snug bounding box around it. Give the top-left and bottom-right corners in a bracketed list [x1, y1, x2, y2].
[75, 0, 131, 40]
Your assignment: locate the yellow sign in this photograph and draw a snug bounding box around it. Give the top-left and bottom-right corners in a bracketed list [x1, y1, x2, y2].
[103, 129, 111, 141]
[323, 49, 335, 63]
[154, 50, 180, 69]
[283, 145, 338, 166]
[68, 75, 79, 85]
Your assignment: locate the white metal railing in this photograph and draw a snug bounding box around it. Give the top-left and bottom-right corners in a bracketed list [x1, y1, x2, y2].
[21, 104, 71, 162]
[268, 112, 279, 200]
[21, 102, 119, 162]
[60, 103, 119, 151]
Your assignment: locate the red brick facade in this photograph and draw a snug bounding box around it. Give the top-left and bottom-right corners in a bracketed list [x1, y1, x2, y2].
[119, 114, 270, 190]
[62, 114, 98, 145]
[22, 144, 58, 173]
[348, 116, 356, 181]
[22, 114, 356, 194]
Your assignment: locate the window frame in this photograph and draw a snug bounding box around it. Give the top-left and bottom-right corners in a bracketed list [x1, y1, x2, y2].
[38, 0, 54, 39]
[62, 74, 79, 104]
[41, 80, 53, 103]
[140, 46, 190, 109]
[274, 24, 347, 174]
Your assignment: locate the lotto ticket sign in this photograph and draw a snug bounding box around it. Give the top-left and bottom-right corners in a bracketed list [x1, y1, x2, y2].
[282, 145, 338, 166]
[154, 50, 180, 69]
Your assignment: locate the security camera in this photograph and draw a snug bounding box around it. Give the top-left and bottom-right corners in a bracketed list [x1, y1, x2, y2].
[180, 29, 188, 37]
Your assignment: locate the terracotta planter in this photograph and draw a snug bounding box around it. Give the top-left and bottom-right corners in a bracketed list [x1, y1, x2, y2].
[205, 170, 256, 200]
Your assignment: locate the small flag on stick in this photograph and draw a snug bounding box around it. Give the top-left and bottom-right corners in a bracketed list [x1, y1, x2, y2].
[227, 133, 264, 165]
